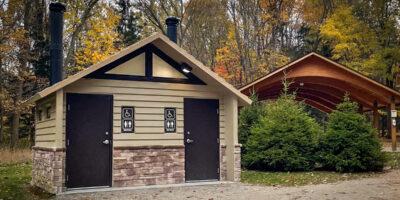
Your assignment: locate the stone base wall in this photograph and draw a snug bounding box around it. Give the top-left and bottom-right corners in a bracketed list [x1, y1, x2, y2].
[31, 148, 65, 194]
[113, 146, 185, 187]
[31, 144, 238, 193]
[220, 145, 241, 181]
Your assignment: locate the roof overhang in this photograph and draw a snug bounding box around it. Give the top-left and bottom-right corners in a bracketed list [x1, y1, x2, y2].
[26, 33, 252, 106]
[240, 52, 400, 112]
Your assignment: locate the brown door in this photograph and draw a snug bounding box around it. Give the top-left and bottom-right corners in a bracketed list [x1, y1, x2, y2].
[184, 98, 219, 181]
[66, 93, 112, 188]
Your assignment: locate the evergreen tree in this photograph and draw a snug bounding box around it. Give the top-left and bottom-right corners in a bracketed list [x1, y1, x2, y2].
[318, 96, 385, 172]
[243, 93, 321, 171]
[30, 0, 50, 80]
[238, 93, 266, 155]
[115, 0, 142, 47]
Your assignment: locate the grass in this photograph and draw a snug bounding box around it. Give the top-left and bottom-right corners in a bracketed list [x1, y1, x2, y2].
[0, 148, 53, 200]
[0, 163, 53, 200]
[241, 170, 379, 187]
[0, 148, 31, 165]
[385, 152, 400, 169]
[241, 152, 400, 187]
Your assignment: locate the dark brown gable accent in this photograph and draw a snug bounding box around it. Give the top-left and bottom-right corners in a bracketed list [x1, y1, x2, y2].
[85, 44, 205, 85]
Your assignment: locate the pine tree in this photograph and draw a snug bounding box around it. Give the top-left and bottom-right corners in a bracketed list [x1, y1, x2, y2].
[318, 96, 385, 172]
[115, 0, 142, 47]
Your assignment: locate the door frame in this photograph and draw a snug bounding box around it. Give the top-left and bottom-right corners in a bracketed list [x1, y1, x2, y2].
[183, 98, 220, 182]
[65, 93, 114, 189]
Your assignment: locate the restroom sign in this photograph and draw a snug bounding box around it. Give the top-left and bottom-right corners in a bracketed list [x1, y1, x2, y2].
[121, 107, 134, 133]
[164, 108, 176, 133]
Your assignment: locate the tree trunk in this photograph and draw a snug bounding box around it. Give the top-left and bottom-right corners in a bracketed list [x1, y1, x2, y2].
[65, 0, 99, 69]
[0, 108, 3, 144]
[10, 112, 20, 149]
[29, 108, 35, 147]
[10, 80, 23, 149]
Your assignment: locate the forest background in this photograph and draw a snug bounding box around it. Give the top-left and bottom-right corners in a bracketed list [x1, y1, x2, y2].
[0, 0, 399, 148]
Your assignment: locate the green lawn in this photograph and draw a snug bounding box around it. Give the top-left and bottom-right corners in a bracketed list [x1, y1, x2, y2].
[241, 152, 400, 187]
[0, 163, 53, 200]
[385, 152, 400, 169]
[241, 170, 379, 186]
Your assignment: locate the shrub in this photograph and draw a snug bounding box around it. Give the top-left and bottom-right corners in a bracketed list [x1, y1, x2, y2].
[242, 94, 321, 171]
[318, 97, 385, 172]
[239, 94, 266, 155]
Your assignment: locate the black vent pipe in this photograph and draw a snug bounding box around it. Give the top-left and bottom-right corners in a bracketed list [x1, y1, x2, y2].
[165, 17, 179, 43]
[49, 2, 66, 85]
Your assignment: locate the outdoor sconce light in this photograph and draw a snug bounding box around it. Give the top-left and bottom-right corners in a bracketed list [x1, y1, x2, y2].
[181, 63, 192, 74]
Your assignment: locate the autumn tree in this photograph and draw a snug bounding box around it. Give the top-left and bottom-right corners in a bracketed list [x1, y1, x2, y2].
[352, 0, 400, 88]
[182, 0, 229, 68]
[227, 0, 291, 84]
[215, 25, 242, 86]
[320, 6, 380, 77]
[0, 0, 35, 148]
[64, 0, 100, 70]
[72, 2, 120, 73]
[134, 0, 229, 68]
[295, 0, 336, 57]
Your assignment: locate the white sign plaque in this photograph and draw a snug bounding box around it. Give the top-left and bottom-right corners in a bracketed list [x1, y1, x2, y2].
[391, 110, 397, 118]
[164, 108, 176, 133]
[121, 107, 134, 133]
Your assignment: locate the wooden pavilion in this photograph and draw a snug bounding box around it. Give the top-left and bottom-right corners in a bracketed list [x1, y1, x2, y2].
[240, 53, 400, 151]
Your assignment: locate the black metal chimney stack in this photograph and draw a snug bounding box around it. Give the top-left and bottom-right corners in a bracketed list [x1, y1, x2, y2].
[165, 17, 179, 43]
[49, 2, 66, 85]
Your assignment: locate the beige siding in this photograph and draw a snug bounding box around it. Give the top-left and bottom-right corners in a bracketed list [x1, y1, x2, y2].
[106, 53, 145, 76]
[63, 78, 226, 147]
[153, 53, 187, 79]
[35, 96, 57, 148]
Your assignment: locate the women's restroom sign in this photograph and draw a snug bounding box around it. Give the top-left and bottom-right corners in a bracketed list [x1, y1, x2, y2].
[164, 108, 176, 133]
[121, 107, 134, 133]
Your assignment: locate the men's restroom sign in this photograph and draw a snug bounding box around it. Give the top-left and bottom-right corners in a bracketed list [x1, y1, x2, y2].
[121, 107, 134, 133]
[164, 108, 176, 133]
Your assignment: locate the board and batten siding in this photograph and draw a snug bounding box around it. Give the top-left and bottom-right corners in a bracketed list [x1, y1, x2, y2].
[62, 78, 226, 148]
[35, 95, 57, 148]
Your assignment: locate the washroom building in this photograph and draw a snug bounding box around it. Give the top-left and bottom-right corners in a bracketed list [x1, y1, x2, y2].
[28, 2, 251, 194]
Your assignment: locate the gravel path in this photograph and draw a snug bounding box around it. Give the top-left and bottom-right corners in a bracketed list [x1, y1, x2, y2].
[57, 170, 400, 200]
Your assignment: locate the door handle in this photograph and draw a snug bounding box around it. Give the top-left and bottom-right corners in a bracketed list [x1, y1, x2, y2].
[186, 139, 194, 144]
[102, 139, 110, 145]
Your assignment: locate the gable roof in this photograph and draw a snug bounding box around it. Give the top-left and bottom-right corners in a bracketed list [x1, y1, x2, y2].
[27, 33, 251, 106]
[240, 52, 400, 109]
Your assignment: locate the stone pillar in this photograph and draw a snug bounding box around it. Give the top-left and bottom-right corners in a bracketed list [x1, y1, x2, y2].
[31, 147, 65, 194]
[223, 95, 240, 181]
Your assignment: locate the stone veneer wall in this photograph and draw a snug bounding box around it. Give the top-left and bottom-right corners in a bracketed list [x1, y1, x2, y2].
[31, 145, 239, 193]
[113, 146, 185, 187]
[220, 145, 241, 181]
[31, 147, 65, 194]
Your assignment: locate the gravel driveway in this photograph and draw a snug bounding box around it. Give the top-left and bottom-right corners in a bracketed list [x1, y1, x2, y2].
[57, 170, 400, 200]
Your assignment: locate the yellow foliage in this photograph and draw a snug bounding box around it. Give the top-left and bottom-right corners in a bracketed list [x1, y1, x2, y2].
[215, 25, 242, 85]
[73, 3, 121, 73]
[320, 6, 380, 77]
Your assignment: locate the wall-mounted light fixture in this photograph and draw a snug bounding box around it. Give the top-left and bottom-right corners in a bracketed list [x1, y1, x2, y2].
[181, 63, 192, 74]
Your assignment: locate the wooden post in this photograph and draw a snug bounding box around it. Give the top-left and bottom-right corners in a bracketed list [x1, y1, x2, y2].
[373, 101, 379, 131]
[390, 97, 397, 151]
